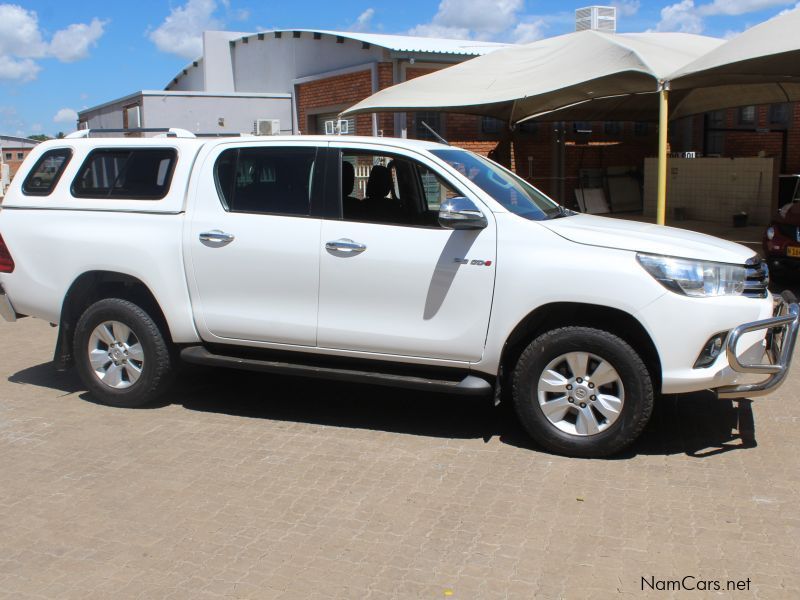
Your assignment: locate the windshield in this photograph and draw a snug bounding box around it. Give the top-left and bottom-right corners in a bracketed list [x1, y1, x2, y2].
[431, 149, 564, 220]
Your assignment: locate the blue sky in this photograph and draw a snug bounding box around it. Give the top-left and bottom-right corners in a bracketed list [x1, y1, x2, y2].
[1, 0, 798, 137]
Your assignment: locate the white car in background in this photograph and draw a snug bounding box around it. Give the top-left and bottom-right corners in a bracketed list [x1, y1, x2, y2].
[0, 130, 797, 457]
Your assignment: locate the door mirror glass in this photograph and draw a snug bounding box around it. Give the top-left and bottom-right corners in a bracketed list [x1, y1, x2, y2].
[438, 197, 487, 230]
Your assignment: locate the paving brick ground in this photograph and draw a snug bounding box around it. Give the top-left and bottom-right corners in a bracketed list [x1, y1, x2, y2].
[1, 318, 799, 599]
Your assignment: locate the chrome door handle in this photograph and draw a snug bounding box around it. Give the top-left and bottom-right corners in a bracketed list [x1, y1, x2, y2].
[199, 230, 235, 247]
[325, 238, 366, 254]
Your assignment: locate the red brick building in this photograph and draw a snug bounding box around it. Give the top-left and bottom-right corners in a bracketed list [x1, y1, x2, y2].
[1, 135, 39, 183]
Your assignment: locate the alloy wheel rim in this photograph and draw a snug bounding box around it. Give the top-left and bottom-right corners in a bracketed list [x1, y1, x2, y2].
[536, 351, 625, 436]
[87, 320, 144, 389]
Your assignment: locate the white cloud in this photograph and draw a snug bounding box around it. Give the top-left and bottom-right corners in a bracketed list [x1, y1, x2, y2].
[409, 0, 524, 40]
[0, 4, 106, 82]
[0, 57, 40, 82]
[512, 19, 547, 44]
[656, 0, 705, 32]
[149, 0, 222, 60]
[350, 8, 375, 32]
[53, 108, 78, 123]
[30, 122, 42, 132]
[656, 0, 795, 32]
[611, 1, 641, 17]
[698, 0, 794, 16]
[49, 18, 107, 63]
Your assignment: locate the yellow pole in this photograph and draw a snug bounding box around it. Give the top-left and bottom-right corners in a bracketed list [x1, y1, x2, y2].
[656, 86, 669, 225]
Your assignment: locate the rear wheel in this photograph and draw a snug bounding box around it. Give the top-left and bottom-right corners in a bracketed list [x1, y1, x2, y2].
[73, 298, 172, 408]
[512, 326, 653, 457]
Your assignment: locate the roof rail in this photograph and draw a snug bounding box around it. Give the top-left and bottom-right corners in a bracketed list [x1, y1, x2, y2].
[65, 128, 199, 139]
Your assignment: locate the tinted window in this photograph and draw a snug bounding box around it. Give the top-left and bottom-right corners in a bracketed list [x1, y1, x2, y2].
[22, 148, 72, 196]
[215, 147, 317, 216]
[72, 148, 176, 199]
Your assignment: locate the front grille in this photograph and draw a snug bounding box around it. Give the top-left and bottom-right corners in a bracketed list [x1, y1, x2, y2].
[743, 256, 769, 298]
[776, 223, 799, 240]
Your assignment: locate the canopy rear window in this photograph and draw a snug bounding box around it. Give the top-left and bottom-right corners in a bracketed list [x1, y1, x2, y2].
[71, 148, 177, 200]
[22, 148, 73, 197]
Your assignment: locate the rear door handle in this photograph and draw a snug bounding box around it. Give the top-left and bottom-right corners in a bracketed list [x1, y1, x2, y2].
[325, 238, 367, 254]
[199, 230, 235, 247]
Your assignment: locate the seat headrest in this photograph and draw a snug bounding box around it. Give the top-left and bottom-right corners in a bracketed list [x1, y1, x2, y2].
[366, 165, 392, 199]
[342, 161, 355, 197]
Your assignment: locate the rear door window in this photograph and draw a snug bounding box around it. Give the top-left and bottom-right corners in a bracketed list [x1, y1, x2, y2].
[215, 147, 318, 216]
[71, 148, 177, 199]
[22, 148, 73, 196]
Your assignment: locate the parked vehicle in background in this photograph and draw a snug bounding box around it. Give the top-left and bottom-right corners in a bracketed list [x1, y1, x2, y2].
[1, 130, 798, 458]
[764, 199, 800, 272]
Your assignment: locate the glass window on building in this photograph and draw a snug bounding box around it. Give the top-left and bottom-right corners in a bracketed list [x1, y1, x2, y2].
[705, 110, 726, 156]
[769, 103, 791, 126]
[634, 122, 649, 136]
[414, 112, 442, 140]
[737, 105, 756, 126]
[17, 153, 24, 160]
[314, 113, 355, 136]
[604, 122, 622, 136]
[481, 116, 504, 134]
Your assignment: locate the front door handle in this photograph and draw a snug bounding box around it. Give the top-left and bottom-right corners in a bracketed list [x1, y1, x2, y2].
[199, 230, 235, 247]
[325, 238, 366, 254]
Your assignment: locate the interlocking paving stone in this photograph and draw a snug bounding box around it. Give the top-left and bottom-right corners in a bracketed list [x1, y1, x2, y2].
[1, 318, 798, 598]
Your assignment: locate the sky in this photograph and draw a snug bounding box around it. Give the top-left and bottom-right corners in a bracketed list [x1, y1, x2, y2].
[1, 0, 799, 137]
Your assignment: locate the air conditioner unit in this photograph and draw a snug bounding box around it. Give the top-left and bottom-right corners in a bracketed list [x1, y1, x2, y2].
[254, 119, 281, 135]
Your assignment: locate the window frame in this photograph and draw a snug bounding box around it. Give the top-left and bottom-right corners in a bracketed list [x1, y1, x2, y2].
[21, 148, 73, 197]
[212, 145, 325, 218]
[70, 147, 178, 200]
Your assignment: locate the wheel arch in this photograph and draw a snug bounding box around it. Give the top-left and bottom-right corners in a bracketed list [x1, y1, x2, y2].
[498, 302, 662, 393]
[55, 270, 172, 370]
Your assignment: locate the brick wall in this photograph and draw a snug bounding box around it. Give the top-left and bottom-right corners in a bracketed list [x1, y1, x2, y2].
[296, 68, 375, 136]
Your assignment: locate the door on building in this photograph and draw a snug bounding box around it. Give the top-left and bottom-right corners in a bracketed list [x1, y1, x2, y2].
[317, 143, 497, 362]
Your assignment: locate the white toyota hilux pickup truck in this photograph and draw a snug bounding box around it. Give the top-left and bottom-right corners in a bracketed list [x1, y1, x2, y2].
[1, 131, 797, 457]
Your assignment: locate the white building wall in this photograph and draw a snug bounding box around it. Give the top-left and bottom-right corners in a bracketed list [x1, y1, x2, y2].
[171, 62, 205, 91]
[141, 94, 292, 134]
[230, 34, 386, 93]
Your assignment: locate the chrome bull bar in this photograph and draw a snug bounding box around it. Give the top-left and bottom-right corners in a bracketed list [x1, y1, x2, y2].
[717, 299, 800, 399]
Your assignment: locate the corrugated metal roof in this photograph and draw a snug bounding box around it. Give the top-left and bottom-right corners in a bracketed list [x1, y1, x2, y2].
[282, 29, 510, 55]
[0, 135, 40, 148]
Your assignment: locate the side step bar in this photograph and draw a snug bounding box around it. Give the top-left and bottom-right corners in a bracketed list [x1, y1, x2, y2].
[180, 346, 493, 396]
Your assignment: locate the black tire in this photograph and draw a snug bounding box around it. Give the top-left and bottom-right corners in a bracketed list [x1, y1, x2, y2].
[512, 326, 654, 458]
[73, 298, 172, 408]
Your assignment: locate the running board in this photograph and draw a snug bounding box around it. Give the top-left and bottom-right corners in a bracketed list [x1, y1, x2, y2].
[180, 346, 493, 396]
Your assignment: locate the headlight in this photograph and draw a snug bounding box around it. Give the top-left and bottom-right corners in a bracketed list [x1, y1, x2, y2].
[637, 253, 746, 297]
[766, 226, 775, 240]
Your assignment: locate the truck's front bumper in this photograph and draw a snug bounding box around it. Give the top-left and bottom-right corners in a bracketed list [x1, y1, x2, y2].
[0, 284, 17, 322]
[716, 297, 800, 399]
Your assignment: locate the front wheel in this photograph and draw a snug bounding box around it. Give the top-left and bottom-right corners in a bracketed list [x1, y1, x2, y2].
[73, 298, 172, 408]
[512, 327, 654, 457]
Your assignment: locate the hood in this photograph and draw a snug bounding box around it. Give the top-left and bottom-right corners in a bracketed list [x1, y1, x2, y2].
[539, 214, 755, 264]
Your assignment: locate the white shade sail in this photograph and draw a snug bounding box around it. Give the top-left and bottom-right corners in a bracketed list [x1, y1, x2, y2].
[668, 8, 800, 119]
[342, 30, 723, 123]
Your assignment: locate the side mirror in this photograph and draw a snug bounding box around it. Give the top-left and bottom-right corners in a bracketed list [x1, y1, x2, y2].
[438, 197, 488, 230]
